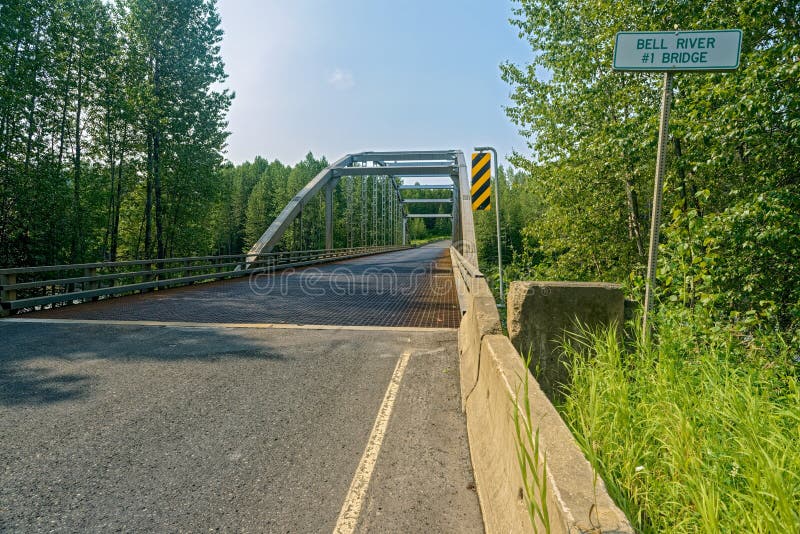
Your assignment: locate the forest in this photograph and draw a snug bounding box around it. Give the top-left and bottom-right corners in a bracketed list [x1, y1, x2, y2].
[484, 1, 799, 531]
[487, 0, 798, 340]
[0, 0, 234, 266]
[0, 0, 448, 267]
[216, 157, 451, 254]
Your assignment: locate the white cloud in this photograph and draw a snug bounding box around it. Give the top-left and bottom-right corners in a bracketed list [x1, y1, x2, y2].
[327, 68, 355, 90]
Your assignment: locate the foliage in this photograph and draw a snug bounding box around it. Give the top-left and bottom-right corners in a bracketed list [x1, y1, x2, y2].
[560, 312, 800, 533]
[498, 0, 799, 344]
[661, 186, 800, 347]
[332, 174, 403, 250]
[0, 1, 367, 264]
[474, 165, 542, 296]
[216, 156, 406, 253]
[402, 182, 453, 242]
[0, 0, 231, 265]
[242, 159, 290, 249]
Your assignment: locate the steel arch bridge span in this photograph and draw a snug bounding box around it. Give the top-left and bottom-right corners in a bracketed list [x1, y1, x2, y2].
[246, 150, 478, 267]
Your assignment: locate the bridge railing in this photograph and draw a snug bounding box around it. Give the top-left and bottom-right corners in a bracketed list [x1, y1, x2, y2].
[449, 245, 487, 314]
[449, 243, 634, 533]
[0, 245, 407, 315]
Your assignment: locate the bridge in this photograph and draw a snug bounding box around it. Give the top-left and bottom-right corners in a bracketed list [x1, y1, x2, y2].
[0, 151, 631, 533]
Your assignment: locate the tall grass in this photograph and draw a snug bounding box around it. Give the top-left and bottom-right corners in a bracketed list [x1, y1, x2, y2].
[513, 357, 552, 533]
[559, 310, 800, 533]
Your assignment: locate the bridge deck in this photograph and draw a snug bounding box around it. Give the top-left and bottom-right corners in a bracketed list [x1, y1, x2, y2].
[23, 242, 461, 329]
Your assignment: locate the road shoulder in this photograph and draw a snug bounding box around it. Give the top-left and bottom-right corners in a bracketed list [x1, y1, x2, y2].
[351, 343, 483, 533]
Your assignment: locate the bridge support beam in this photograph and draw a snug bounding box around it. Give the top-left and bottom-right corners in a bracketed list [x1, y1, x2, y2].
[247, 150, 470, 261]
[454, 152, 477, 266]
[402, 217, 408, 245]
[325, 180, 336, 250]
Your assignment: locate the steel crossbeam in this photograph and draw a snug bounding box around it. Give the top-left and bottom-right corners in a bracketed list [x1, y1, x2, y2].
[246, 151, 477, 268]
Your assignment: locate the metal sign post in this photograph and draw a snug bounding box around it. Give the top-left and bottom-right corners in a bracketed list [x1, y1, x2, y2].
[642, 72, 673, 339]
[613, 29, 741, 341]
[473, 146, 505, 305]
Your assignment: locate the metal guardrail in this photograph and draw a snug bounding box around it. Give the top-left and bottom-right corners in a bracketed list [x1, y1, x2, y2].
[450, 246, 488, 314]
[0, 245, 408, 314]
[451, 247, 483, 291]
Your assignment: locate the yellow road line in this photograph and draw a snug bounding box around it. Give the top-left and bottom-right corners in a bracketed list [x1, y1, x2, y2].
[333, 350, 412, 534]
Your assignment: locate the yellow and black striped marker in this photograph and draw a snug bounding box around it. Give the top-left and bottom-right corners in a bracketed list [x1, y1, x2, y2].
[471, 152, 492, 211]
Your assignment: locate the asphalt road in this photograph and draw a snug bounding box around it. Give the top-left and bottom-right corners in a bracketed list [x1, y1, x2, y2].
[0, 320, 483, 532]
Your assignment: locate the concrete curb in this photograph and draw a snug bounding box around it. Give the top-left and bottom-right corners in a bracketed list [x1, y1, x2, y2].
[457, 279, 633, 533]
[458, 291, 502, 410]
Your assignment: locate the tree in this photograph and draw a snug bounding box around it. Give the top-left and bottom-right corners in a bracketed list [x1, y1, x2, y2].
[0, 0, 234, 266]
[121, 0, 232, 258]
[243, 159, 290, 249]
[501, 0, 799, 338]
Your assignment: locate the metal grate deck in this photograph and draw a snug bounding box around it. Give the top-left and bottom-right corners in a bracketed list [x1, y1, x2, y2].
[24, 244, 461, 329]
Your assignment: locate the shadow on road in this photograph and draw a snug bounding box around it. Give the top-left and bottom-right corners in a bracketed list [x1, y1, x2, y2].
[0, 322, 286, 407]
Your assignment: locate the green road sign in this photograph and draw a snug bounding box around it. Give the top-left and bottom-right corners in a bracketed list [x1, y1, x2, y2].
[613, 30, 742, 71]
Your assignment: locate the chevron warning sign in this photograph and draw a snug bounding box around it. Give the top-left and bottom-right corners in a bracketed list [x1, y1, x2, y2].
[471, 152, 492, 211]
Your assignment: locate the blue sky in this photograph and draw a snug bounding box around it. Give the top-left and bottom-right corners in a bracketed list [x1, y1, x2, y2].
[217, 0, 532, 172]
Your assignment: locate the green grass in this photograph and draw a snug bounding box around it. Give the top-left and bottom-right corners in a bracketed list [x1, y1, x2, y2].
[558, 311, 800, 532]
[513, 355, 552, 533]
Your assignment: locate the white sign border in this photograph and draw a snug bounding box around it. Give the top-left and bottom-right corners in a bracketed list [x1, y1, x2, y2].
[613, 29, 743, 72]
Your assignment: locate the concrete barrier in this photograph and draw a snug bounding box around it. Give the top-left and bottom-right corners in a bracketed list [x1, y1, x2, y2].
[454, 266, 632, 533]
[507, 282, 624, 400]
[457, 289, 502, 409]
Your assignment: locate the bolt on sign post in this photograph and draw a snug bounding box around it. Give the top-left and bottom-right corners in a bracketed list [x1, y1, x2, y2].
[472, 147, 505, 304]
[613, 29, 742, 340]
